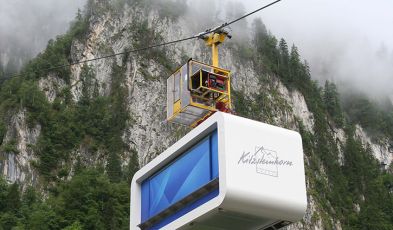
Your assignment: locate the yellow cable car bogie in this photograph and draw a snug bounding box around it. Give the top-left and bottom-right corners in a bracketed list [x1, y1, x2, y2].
[167, 32, 231, 127]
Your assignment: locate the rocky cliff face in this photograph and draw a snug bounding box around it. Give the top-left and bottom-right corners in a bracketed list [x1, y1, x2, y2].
[0, 1, 392, 229]
[0, 110, 40, 184]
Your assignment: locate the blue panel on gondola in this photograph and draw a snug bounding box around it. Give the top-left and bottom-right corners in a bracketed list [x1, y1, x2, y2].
[211, 130, 219, 178]
[141, 130, 219, 225]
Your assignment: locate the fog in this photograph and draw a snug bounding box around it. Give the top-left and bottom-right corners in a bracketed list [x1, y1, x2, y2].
[0, 0, 86, 72]
[1, 0, 392, 101]
[239, 0, 393, 99]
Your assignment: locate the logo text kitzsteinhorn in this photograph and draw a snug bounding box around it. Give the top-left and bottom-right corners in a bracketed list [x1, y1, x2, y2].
[237, 147, 293, 166]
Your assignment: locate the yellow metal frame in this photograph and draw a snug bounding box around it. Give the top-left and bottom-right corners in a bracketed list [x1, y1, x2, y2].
[167, 101, 213, 128]
[167, 67, 183, 123]
[173, 100, 181, 113]
[204, 33, 228, 67]
[167, 31, 232, 127]
[189, 59, 230, 76]
[188, 61, 230, 89]
[190, 111, 214, 128]
[183, 58, 232, 126]
[189, 64, 231, 109]
[192, 69, 229, 89]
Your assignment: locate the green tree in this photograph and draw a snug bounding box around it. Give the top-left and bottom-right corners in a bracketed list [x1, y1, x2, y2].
[0, 212, 18, 230]
[252, 18, 279, 73]
[5, 183, 21, 213]
[54, 169, 129, 229]
[289, 44, 301, 85]
[63, 221, 83, 230]
[126, 150, 140, 183]
[0, 65, 4, 84]
[323, 81, 343, 126]
[252, 18, 268, 47]
[107, 151, 122, 183]
[0, 177, 8, 212]
[0, 120, 5, 145]
[278, 38, 290, 80]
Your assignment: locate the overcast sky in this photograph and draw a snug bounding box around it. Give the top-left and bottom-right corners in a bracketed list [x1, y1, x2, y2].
[0, 0, 85, 70]
[239, 0, 393, 98]
[1, 0, 392, 99]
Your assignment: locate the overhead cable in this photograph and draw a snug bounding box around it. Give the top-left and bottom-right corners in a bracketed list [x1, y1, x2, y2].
[2, 0, 282, 81]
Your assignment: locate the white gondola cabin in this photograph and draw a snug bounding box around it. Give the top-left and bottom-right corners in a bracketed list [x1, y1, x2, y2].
[131, 112, 307, 229]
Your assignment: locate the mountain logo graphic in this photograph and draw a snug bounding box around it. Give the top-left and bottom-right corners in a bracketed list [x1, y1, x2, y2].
[237, 146, 293, 177]
[255, 146, 279, 177]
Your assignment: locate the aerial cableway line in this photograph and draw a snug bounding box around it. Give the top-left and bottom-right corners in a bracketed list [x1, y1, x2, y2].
[2, 0, 282, 82]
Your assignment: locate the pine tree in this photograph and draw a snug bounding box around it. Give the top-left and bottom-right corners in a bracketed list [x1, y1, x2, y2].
[107, 151, 122, 183]
[0, 119, 5, 146]
[289, 44, 301, 85]
[279, 38, 289, 59]
[0, 65, 4, 81]
[0, 177, 8, 212]
[252, 18, 268, 47]
[5, 183, 21, 213]
[79, 65, 95, 106]
[278, 38, 289, 79]
[251, 18, 279, 73]
[126, 150, 140, 183]
[22, 186, 38, 207]
[290, 45, 300, 64]
[323, 81, 343, 126]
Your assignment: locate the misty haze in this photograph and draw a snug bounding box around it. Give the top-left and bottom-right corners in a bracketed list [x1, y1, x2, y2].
[0, 1, 392, 229]
[0, 0, 85, 73]
[1, 0, 392, 101]
[241, 0, 393, 100]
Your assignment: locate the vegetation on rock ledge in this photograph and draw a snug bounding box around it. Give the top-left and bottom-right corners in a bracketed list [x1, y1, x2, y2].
[0, 2, 392, 230]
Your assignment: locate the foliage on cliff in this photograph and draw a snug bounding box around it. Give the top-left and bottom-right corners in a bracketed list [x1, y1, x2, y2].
[0, 4, 138, 228]
[232, 17, 393, 229]
[0, 169, 130, 229]
[0, 1, 392, 230]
